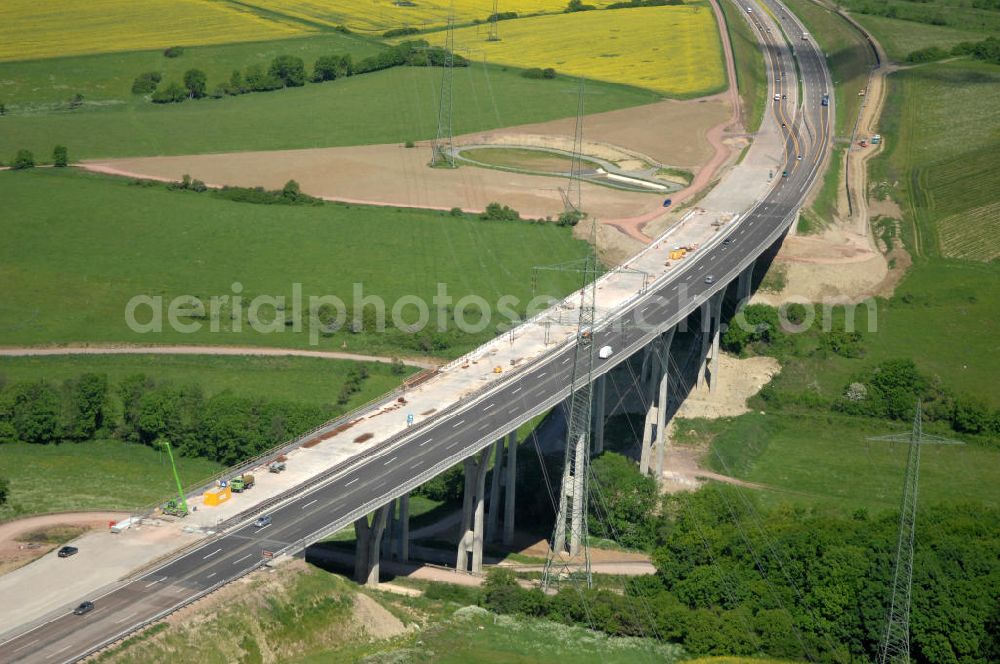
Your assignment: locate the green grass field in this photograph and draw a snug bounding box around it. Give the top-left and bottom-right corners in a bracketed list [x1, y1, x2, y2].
[679, 411, 1000, 514]
[766, 259, 1000, 409]
[0, 439, 223, 520]
[0, 32, 382, 109]
[295, 609, 686, 664]
[718, 0, 766, 131]
[0, 62, 659, 161]
[851, 14, 993, 63]
[783, 0, 873, 139]
[871, 60, 1000, 261]
[0, 354, 414, 407]
[0, 169, 589, 357]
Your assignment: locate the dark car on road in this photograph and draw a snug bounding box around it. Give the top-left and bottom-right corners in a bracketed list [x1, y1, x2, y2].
[58, 546, 78, 558]
[73, 601, 94, 615]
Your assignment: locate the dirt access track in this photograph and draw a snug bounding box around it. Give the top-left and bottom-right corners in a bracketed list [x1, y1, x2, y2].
[0, 511, 128, 576]
[83, 96, 731, 228]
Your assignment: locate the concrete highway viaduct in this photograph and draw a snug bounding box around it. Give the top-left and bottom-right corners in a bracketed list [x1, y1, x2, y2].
[0, 0, 833, 660]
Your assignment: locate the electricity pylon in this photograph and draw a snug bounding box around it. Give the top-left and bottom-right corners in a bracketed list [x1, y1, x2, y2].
[431, 18, 456, 168]
[870, 403, 963, 664]
[487, 0, 501, 41]
[566, 78, 585, 213]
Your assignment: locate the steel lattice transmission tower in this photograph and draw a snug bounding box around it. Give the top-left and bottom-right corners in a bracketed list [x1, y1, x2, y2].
[870, 403, 963, 664]
[487, 0, 501, 41]
[431, 18, 456, 168]
[565, 78, 586, 213]
[541, 222, 600, 591]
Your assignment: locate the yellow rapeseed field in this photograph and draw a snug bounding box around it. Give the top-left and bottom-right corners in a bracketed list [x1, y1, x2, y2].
[249, 0, 619, 34]
[428, 6, 726, 97]
[0, 0, 310, 62]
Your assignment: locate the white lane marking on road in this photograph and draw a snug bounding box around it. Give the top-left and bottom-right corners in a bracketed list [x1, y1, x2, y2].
[234, 554, 253, 565]
[452, 419, 465, 428]
[412, 460, 424, 469]
[346, 477, 359, 486]
[207, 572, 217, 580]
[512, 386, 522, 394]
[383, 456, 397, 466]
[302, 499, 318, 509]
[536, 372, 547, 378]
[114, 612, 138, 624]
[508, 408, 518, 415]
[203, 548, 222, 560]
[419, 438, 433, 446]
[255, 524, 271, 532]
[483, 403, 495, 411]
[446, 439, 460, 450]
[12, 639, 39, 653]
[145, 575, 168, 588]
[562, 357, 571, 364]
[478, 422, 490, 431]
[46, 643, 72, 658]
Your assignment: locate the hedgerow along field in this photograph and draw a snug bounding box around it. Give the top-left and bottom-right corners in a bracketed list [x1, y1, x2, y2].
[245, 0, 622, 34]
[0, 0, 311, 62]
[0, 169, 591, 357]
[0, 32, 382, 109]
[0, 354, 415, 408]
[422, 5, 727, 98]
[0, 63, 659, 161]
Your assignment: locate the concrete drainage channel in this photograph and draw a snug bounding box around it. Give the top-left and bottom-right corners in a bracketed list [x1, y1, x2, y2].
[450, 144, 683, 194]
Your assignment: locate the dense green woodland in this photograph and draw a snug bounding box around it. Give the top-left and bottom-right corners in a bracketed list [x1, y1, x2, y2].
[0, 371, 337, 465]
[481, 487, 1000, 663]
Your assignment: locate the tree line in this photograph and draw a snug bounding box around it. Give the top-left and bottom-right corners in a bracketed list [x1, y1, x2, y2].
[137, 40, 467, 105]
[478, 486, 1000, 663]
[0, 373, 336, 465]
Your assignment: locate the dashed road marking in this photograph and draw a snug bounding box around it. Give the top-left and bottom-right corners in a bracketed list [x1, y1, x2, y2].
[383, 456, 397, 466]
[203, 548, 222, 560]
[302, 499, 317, 509]
[144, 576, 168, 588]
[346, 477, 359, 486]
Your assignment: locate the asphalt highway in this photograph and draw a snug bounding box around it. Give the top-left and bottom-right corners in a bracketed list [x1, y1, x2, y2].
[0, 2, 831, 661]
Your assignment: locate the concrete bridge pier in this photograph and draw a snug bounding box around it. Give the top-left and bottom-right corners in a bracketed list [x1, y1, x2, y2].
[354, 502, 392, 587]
[456, 447, 491, 574]
[486, 432, 519, 545]
[698, 291, 725, 392]
[639, 328, 675, 478]
[737, 261, 755, 304]
[592, 374, 607, 455]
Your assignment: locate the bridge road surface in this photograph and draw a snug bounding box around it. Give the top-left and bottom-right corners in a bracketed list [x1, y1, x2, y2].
[0, 3, 831, 662]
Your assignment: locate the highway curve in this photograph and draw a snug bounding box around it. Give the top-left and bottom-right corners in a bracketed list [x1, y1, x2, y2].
[0, 1, 832, 661]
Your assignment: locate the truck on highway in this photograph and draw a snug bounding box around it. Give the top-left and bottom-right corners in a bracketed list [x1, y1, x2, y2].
[230, 473, 255, 493]
[598, 346, 614, 359]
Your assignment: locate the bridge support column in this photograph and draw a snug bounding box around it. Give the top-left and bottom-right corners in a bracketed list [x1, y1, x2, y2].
[487, 439, 504, 543]
[592, 374, 606, 455]
[382, 499, 397, 559]
[737, 261, 755, 304]
[398, 494, 409, 562]
[354, 503, 392, 587]
[638, 329, 675, 478]
[456, 448, 490, 574]
[503, 431, 517, 546]
[698, 292, 725, 392]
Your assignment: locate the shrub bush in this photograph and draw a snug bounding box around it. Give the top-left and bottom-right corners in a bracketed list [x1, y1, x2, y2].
[131, 71, 162, 94]
[151, 82, 187, 104]
[163, 46, 184, 58]
[52, 145, 68, 167]
[12, 149, 35, 170]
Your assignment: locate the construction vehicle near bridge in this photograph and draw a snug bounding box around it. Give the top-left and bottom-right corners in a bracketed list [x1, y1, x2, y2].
[230, 473, 255, 493]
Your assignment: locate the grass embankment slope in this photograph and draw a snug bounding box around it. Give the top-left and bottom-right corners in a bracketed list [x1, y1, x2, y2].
[0, 63, 659, 161]
[0, 169, 589, 356]
[718, 0, 766, 131]
[95, 561, 685, 664]
[0, 0, 314, 62]
[427, 5, 727, 98]
[0, 440, 223, 520]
